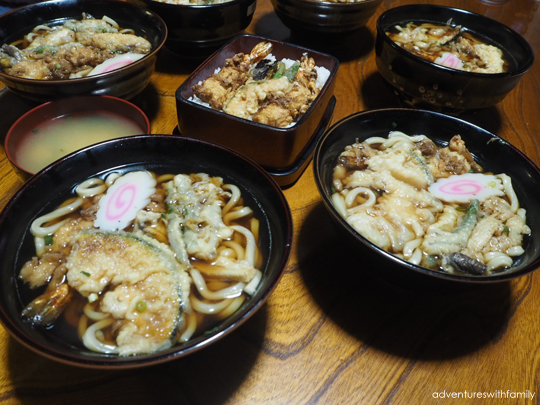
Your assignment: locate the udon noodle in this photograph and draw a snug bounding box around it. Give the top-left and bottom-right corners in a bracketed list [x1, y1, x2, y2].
[332, 131, 530, 275]
[19, 171, 263, 356]
[0, 13, 151, 80]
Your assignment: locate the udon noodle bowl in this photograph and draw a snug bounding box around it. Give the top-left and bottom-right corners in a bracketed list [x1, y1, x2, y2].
[19, 170, 263, 356]
[0, 13, 151, 80]
[332, 131, 530, 276]
[385, 21, 508, 74]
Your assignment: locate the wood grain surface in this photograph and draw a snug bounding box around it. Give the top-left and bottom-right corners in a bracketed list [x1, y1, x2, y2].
[0, 0, 539, 403]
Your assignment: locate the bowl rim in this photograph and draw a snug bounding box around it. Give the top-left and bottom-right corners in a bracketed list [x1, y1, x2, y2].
[376, 4, 535, 78]
[0, 134, 293, 368]
[0, 0, 168, 84]
[4, 95, 152, 175]
[313, 107, 540, 283]
[177, 33, 340, 132]
[272, 0, 383, 6]
[142, 0, 254, 8]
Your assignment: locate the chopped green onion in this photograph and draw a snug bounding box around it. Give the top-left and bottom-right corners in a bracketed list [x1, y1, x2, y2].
[44, 235, 53, 245]
[203, 326, 219, 336]
[136, 301, 147, 312]
[409, 150, 434, 185]
[283, 62, 300, 81]
[81, 271, 91, 277]
[272, 62, 286, 79]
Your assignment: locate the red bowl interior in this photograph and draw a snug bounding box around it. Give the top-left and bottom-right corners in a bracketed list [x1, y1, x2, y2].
[5, 95, 151, 175]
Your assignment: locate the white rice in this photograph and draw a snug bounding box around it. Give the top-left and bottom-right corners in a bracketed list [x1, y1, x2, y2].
[281, 57, 297, 69]
[315, 65, 331, 90]
[190, 94, 210, 108]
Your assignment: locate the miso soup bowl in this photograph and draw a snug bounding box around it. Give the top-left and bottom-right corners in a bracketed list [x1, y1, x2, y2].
[0, 135, 292, 368]
[5, 95, 151, 176]
[0, 0, 167, 102]
[313, 108, 540, 285]
[375, 5, 535, 111]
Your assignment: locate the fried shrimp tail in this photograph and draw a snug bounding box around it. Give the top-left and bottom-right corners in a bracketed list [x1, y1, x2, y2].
[192, 41, 273, 110]
[21, 283, 73, 327]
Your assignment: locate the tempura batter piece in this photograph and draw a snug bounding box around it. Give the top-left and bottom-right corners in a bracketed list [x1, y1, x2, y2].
[81, 33, 152, 54]
[165, 173, 234, 263]
[252, 54, 320, 127]
[66, 230, 190, 356]
[192, 41, 273, 110]
[223, 76, 292, 120]
[19, 218, 95, 288]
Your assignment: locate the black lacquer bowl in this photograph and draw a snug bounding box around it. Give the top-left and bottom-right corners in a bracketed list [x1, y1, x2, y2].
[0, 0, 167, 101]
[314, 108, 540, 285]
[176, 34, 339, 186]
[0, 135, 292, 368]
[375, 5, 534, 112]
[271, 0, 382, 35]
[138, 0, 256, 58]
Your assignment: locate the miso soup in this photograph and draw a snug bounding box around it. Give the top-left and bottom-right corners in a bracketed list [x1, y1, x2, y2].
[14, 110, 145, 173]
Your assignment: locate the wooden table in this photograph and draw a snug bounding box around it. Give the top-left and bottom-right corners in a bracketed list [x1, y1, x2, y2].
[0, 0, 539, 403]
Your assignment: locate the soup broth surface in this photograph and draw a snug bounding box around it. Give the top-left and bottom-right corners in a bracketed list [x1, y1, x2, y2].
[0, 14, 151, 80]
[331, 131, 530, 276]
[386, 21, 509, 73]
[15, 111, 144, 173]
[18, 170, 264, 356]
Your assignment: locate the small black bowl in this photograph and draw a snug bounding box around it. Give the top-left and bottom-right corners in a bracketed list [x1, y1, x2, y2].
[0, 135, 292, 368]
[271, 0, 382, 35]
[375, 5, 534, 112]
[137, 0, 256, 58]
[314, 108, 540, 285]
[0, 0, 167, 101]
